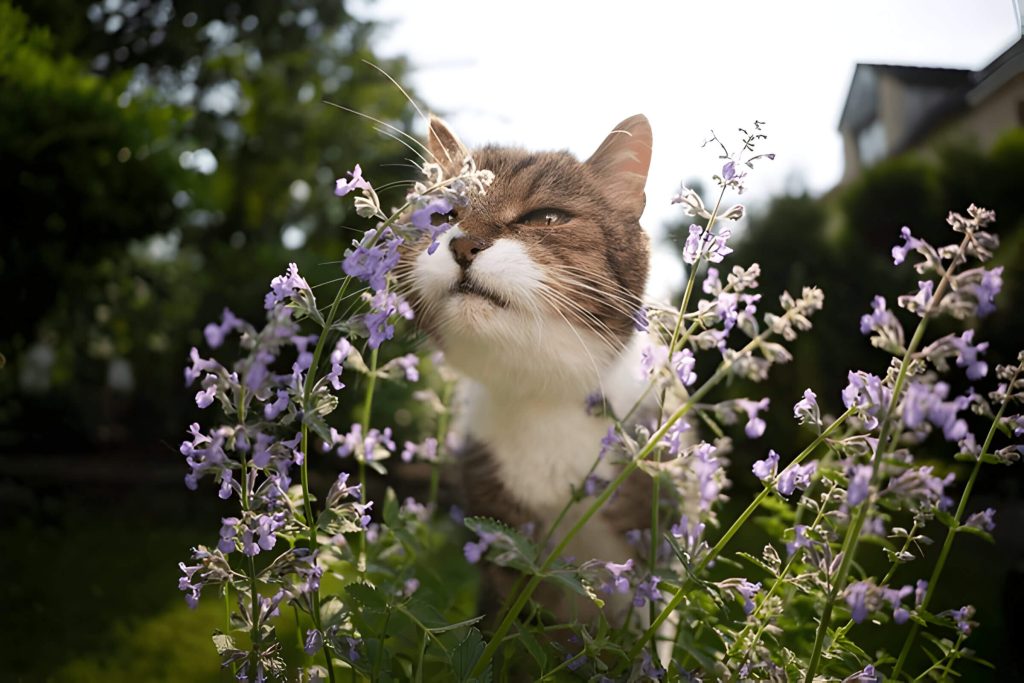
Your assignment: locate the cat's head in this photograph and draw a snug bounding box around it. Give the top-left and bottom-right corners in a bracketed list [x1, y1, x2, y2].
[398, 115, 652, 394]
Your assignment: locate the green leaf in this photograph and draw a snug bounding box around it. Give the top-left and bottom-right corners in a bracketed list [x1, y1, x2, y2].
[211, 631, 235, 655]
[956, 525, 995, 544]
[735, 551, 777, 576]
[346, 582, 388, 611]
[304, 412, 333, 444]
[463, 517, 539, 573]
[450, 628, 490, 682]
[383, 487, 400, 527]
[516, 624, 547, 672]
[934, 509, 958, 529]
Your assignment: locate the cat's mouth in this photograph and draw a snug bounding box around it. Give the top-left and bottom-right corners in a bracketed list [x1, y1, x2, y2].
[452, 277, 508, 308]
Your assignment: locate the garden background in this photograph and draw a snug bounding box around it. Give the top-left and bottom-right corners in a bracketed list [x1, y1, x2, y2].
[2, 1, 1023, 680]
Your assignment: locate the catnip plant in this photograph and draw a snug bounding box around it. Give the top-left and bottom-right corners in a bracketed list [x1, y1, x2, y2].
[178, 121, 1022, 682]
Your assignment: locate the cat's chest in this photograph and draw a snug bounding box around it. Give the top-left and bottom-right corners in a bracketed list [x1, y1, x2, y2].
[462, 391, 616, 516]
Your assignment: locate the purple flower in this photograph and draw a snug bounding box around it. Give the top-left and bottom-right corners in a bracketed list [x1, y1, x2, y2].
[881, 584, 913, 624]
[598, 426, 618, 460]
[410, 197, 453, 255]
[343, 228, 403, 293]
[304, 629, 323, 655]
[843, 664, 881, 683]
[964, 507, 996, 532]
[777, 461, 816, 497]
[845, 580, 872, 623]
[185, 347, 220, 386]
[264, 389, 290, 420]
[362, 290, 414, 349]
[847, 464, 873, 506]
[195, 384, 217, 409]
[859, 295, 898, 336]
[334, 164, 371, 197]
[915, 579, 928, 607]
[943, 605, 976, 634]
[786, 524, 813, 556]
[640, 343, 669, 377]
[640, 650, 665, 680]
[353, 501, 373, 528]
[633, 575, 662, 607]
[463, 530, 498, 564]
[395, 353, 420, 381]
[737, 398, 770, 438]
[203, 308, 244, 349]
[264, 262, 312, 311]
[752, 450, 779, 483]
[401, 437, 438, 463]
[973, 266, 1003, 317]
[891, 226, 921, 265]
[671, 349, 697, 386]
[722, 160, 736, 181]
[732, 579, 762, 614]
[632, 306, 649, 332]
[661, 420, 690, 457]
[793, 388, 819, 426]
[682, 224, 734, 265]
[842, 371, 891, 431]
[885, 465, 955, 511]
[951, 330, 989, 380]
[604, 559, 634, 594]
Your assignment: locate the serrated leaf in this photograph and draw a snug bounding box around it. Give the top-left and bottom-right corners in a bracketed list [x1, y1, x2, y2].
[735, 551, 776, 576]
[304, 412, 333, 444]
[463, 517, 539, 573]
[450, 628, 489, 682]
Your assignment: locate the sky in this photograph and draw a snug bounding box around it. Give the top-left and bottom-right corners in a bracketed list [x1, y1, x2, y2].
[358, 0, 1021, 298]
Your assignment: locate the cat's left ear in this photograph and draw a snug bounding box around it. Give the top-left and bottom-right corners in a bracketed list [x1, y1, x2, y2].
[427, 115, 469, 167]
[585, 114, 653, 218]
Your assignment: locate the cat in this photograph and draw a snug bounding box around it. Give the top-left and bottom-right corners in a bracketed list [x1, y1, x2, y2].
[398, 114, 660, 623]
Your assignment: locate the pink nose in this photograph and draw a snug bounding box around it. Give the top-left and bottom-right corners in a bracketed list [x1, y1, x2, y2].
[449, 236, 491, 270]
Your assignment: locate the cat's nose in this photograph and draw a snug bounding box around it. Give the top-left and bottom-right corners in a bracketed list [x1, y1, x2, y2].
[449, 236, 491, 270]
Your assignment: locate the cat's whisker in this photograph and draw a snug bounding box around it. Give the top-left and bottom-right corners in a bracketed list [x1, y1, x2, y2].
[322, 100, 433, 161]
[360, 59, 430, 131]
[374, 126, 429, 164]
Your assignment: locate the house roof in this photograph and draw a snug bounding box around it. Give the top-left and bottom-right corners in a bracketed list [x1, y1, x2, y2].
[837, 37, 1024, 144]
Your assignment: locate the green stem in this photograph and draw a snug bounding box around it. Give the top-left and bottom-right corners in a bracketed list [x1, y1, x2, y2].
[428, 381, 455, 510]
[357, 346, 380, 573]
[891, 360, 1020, 679]
[805, 231, 973, 682]
[631, 408, 854, 661]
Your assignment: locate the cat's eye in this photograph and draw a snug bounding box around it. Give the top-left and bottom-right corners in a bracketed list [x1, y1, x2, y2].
[430, 208, 458, 226]
[517, 208, 570, 227]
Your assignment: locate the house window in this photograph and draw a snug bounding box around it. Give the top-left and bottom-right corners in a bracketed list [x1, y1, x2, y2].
[857, 119, 888, 167]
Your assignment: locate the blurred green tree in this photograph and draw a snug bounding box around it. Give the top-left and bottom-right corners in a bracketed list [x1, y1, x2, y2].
[1, 0, 420, 450]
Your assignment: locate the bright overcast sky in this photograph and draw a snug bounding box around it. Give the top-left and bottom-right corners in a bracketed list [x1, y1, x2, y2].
[356, 0, 1021, 299]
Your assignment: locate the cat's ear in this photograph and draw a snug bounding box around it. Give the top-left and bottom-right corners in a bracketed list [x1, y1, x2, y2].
[585, 114, 653, 218]
[427, 115, 469, 166]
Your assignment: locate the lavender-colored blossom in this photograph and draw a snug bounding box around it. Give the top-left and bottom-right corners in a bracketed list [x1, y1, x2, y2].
[401, 437, 438, 463]
[264, 389, 289, 420]
[395, 353, 420, 381]
[692, 442, 723, 509]
[264, 262, 312, 311]
[195, 384, 217, 409]
[203, 308, 244, 349]
[352, 501, 373, 529]
[793, 388, 820, 426]
[951, 330, 989, 380]
[786, 524, 813, 556]
[752, 450, 779, 483]
[682, 224, 734, 265]
[463, 530, 498, 564]
[584, 474, 607, 496]
[885, 465, 955, 511]
[777, 461, 816, 497]
[632, 306, 649, 332]
[845, 580, 872, 623]
[218, 517, 239, 554]
[859, 295, 898, 336]
[409, 197, 453, 255]
[672, 349, 697, 386]
[973, 266, 1003, 317]
[842, 371, 891, 431]
[661, 420, 690, 457]
[604, 559, 634, 594]
[362, 290, 414, 349]
[598, 426, 618, 460]
[737, 398, 770, 438]
[891, 225, 921, 265]
[964, 507, 996, 532]
[343, 228, 403, 292]
[944, 605, 976, 635]
[848, 464, 873, 506]
[640, 343, 669, 378]
[915, 580, 928, 607]
[334, 163, 371, 197]
[640, 650, 665, 680]
[733, 579, 762, 614]
[304, 629, 323, 656]
[843, 664, 881, 683]
[633, 575, 663, 607]
[184, 346, 221, 386]
[881, 584, 913, 624]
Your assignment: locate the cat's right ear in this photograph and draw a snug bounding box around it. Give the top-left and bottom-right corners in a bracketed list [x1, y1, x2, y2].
[427, 115, 469, 166]
[585, 114, 653, 219]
